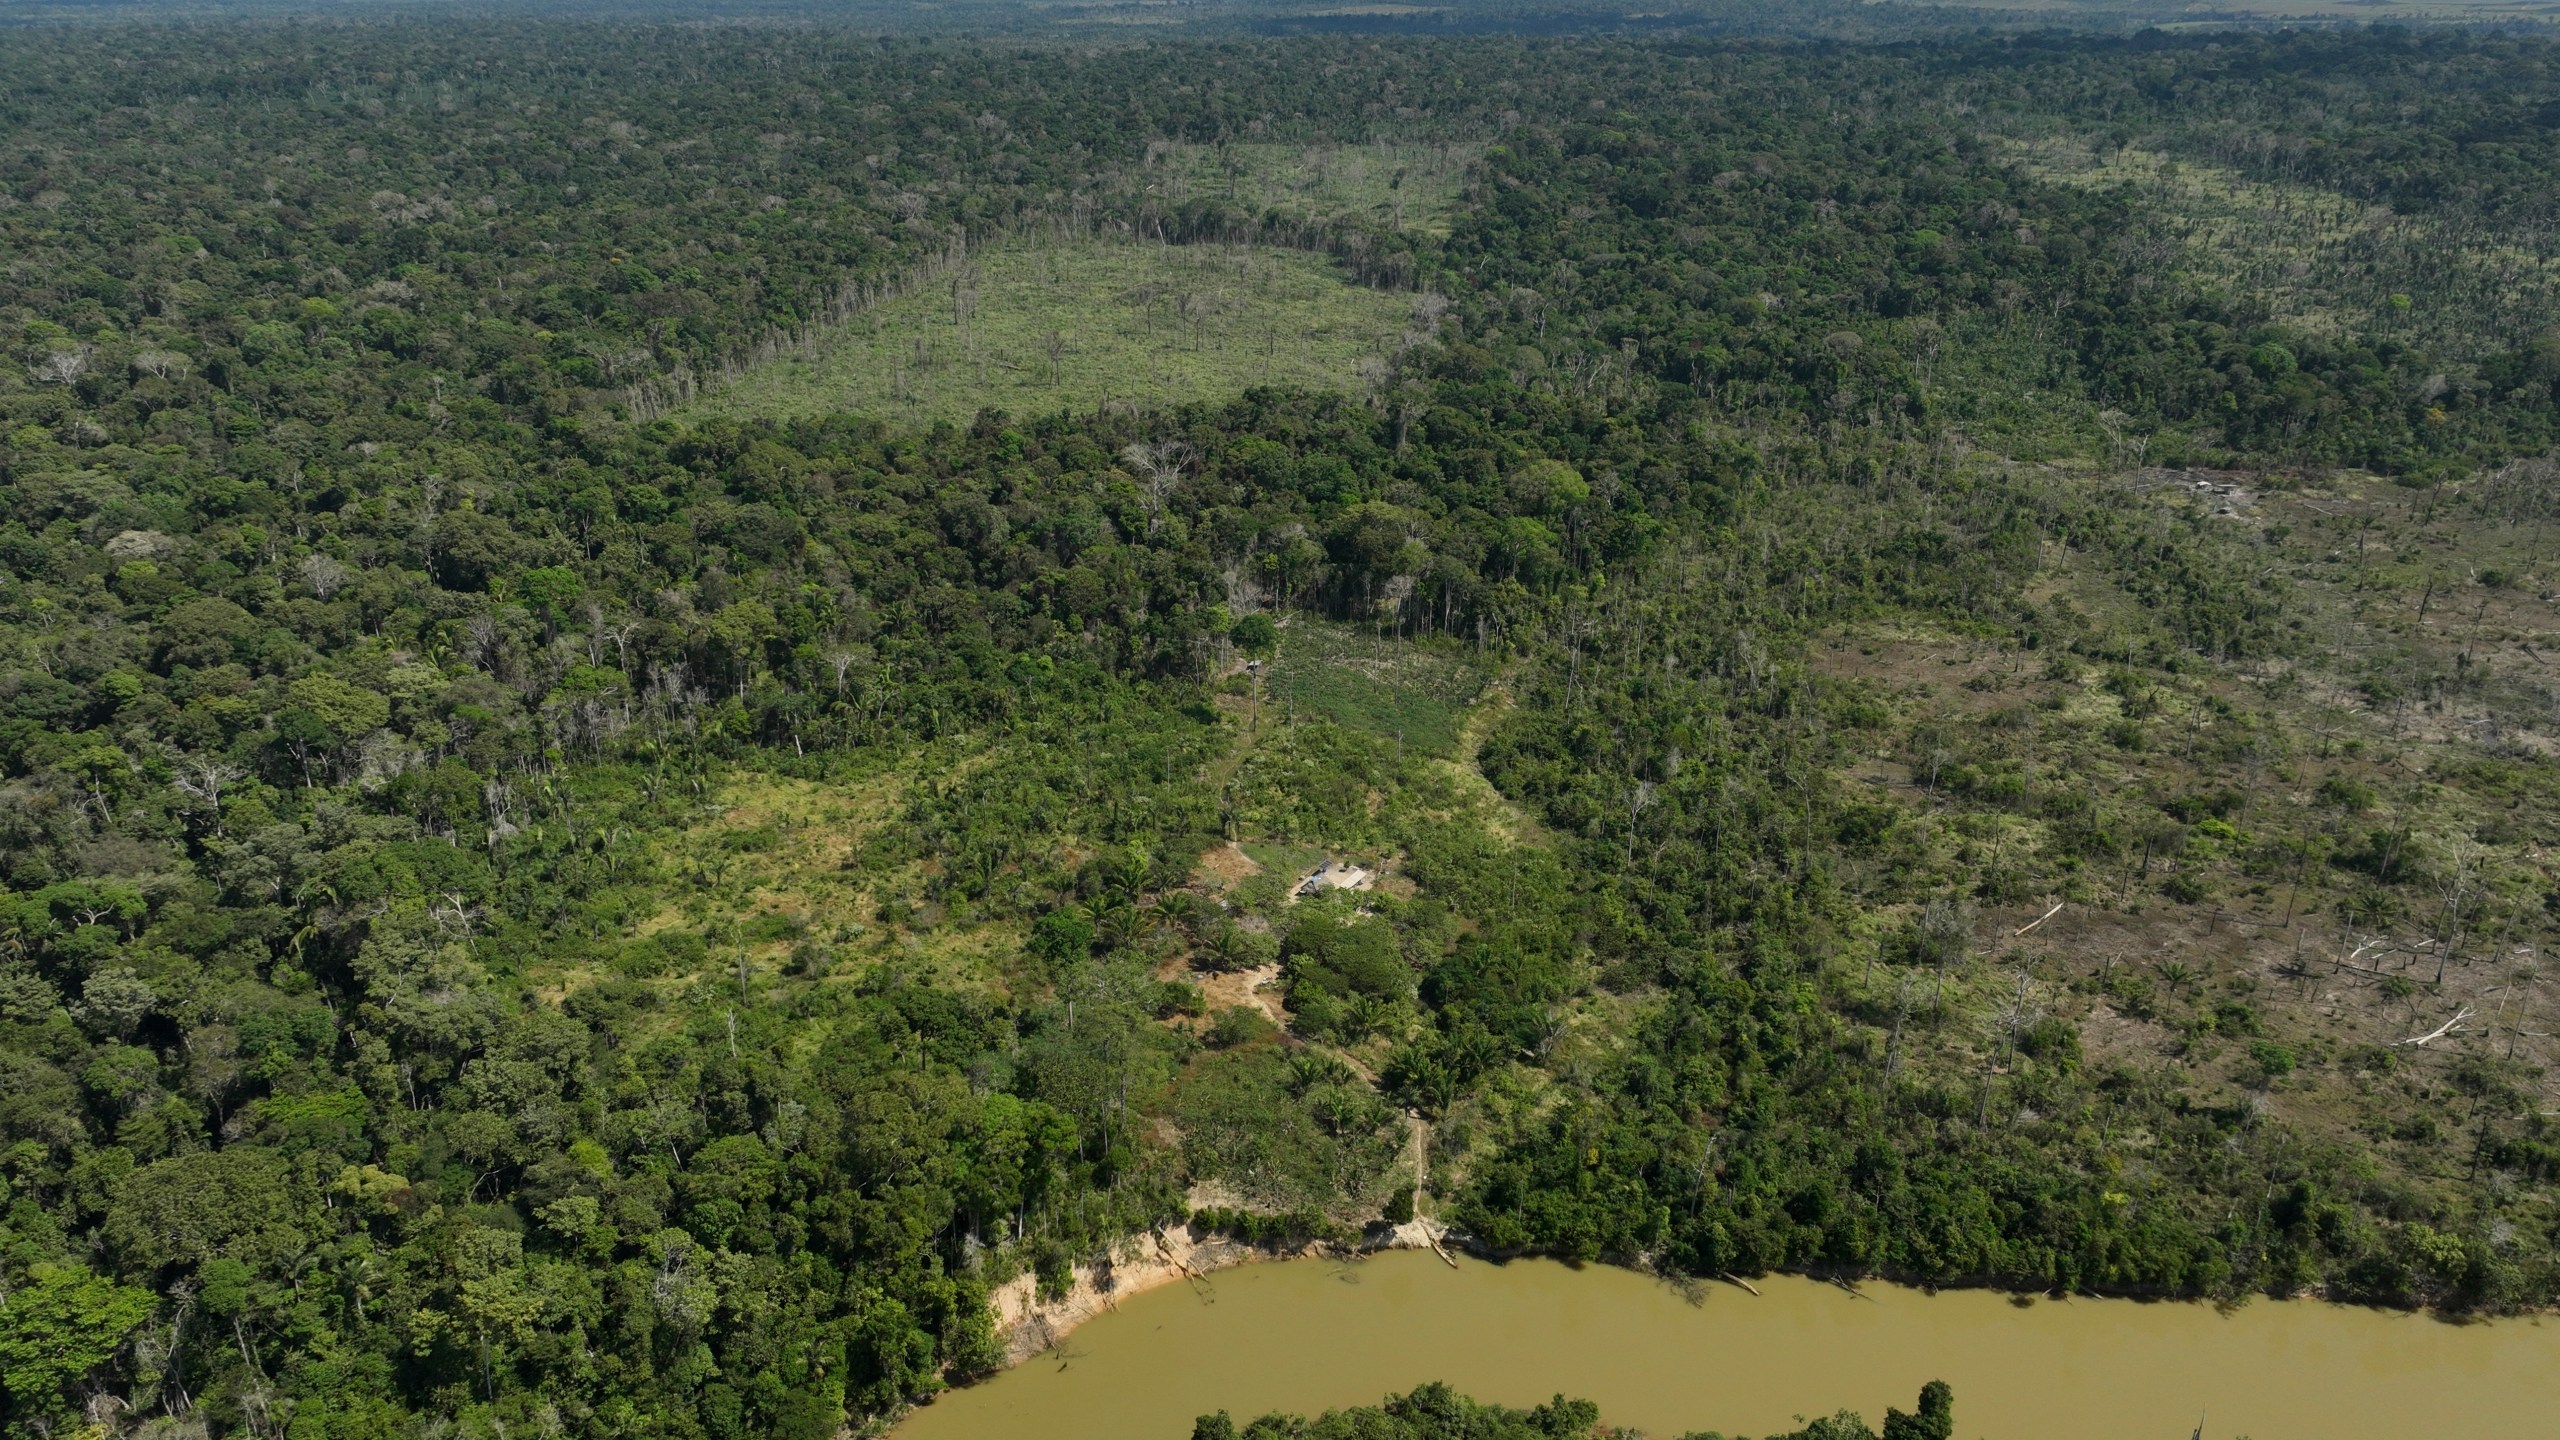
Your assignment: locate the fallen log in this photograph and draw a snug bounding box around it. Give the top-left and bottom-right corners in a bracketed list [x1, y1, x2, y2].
[2398, 1005, 2476, 1047]
[2014, 902, 2064, 937]
[1428, 1231, 1459, 1269]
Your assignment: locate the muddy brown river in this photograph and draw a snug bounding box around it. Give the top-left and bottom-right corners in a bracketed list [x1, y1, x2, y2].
[894, 1250, 2560, 1439]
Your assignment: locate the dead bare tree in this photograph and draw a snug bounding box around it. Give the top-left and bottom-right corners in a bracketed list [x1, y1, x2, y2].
[414, 472, 446, 571]
[1119, 439, 1193, 537]
[826, 648, 862, 696]
[299, 552, 351, 600]
[30, 345, 90, 385]
[1883, 972, 1918, 1083]
[2506, 954, 2542, 1060]
[172, 757, 247, 836]
[132, 348, 191, 380]
[2426, 831, 2488, 984]
[1914, 892, 1976, 1015]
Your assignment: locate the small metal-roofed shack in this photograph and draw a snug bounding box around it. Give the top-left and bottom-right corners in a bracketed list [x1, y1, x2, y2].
[1296, 860, 1374, 898]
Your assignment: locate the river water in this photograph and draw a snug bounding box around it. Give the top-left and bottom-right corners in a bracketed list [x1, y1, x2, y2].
[895, 1250, 2560, 1439]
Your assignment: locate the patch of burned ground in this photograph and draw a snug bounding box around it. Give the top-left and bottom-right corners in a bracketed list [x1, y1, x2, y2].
[1844, 756, 1922, 796]
[2072, 999, 2176, 1069]
[1826, 464, 2560, 1206]
[1812, 627, 2036, 712]
[2248, 470, 2560, 753]
[2073, 467, 2560, 761]
[1949, 895, 2560, 1184]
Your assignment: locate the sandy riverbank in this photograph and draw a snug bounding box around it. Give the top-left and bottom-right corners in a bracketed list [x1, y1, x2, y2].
[985, 1217, 1456, 1364]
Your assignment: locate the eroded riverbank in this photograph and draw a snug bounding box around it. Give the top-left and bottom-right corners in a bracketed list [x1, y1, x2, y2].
[907, 1248, 2560, 1440]
[984, 1219, 1453, 1364]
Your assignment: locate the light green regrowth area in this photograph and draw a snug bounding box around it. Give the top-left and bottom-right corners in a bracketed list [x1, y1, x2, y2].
[675, 240, 1426, 427]
[2006, 136, 2560, 363]
[1148, 140, 1480, 238]
[1263, 618, 1490, 759]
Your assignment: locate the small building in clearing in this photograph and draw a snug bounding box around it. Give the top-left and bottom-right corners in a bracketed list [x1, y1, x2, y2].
[1297, 860, 1374, 898]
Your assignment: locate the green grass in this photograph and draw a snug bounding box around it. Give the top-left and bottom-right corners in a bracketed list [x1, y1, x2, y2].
[674, 239, 1425, 427]
[1240, 839, 1328, 880]
[1265, 618, 1489, 759]
[1148, 140, 1479, 238]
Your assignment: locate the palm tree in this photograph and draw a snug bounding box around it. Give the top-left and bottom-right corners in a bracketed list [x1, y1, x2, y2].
[1287, 1051, 1357, 1096]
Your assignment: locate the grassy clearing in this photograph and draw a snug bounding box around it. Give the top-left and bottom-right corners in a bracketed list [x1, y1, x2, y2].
[1264, 617, 1491, 759]
[675, 239, 1424, 427]
[554, 761, 1028, 1000]
[1147, 139, 1479, 238]
[595, 771, 891, 983]
[1239, 838, 1328, 882]
[1430, 679, 1549, 848]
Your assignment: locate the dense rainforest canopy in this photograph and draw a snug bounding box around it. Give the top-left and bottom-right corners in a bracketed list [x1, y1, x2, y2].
[2, 16, 2559, 1440]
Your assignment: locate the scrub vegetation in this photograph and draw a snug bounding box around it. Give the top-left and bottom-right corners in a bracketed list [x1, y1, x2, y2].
[2008, 137, 2560, 366]
[3, 17, 2560, 1440]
